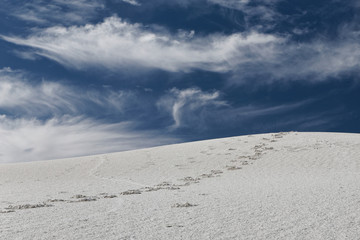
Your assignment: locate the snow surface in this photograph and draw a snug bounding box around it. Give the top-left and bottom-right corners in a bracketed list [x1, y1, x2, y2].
[1, 132, 360, 239]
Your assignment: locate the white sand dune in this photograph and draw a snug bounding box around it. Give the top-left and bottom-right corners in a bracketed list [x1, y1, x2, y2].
[1, 132, 360, 239]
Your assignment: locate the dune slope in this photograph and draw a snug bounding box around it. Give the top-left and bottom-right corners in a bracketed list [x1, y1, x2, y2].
[1, 132, 360, 239]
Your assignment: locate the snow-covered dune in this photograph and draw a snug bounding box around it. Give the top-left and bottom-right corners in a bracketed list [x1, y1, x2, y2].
[1, 132, 360, 239]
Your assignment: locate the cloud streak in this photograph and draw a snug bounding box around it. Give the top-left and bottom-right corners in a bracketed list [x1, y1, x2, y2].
[0, 68, 178, 163]
[209, 0, 281, 23]
[0, 68, 140, 118]
[0, 69, 329, 162]
[121, 0, 141, 6]
[3, 0, 104, 25]
[2, 16, 360, 83]
[157, 87, 313, 133]
[0, 116, 177, 163]
[158, 88, 227, 129]
[0, 16, 282, 73]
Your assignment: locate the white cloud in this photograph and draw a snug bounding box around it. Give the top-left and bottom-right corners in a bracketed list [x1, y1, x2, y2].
[245, 36, 360, 83]
[2, 16, 360, 83]
[0, 71, 77, 115]
[0, 68, 178, 163]
[158, 87, 314, 131]
[121, 0, 141, 6]
[158, 88, 227, 129]
[0, 116, 176, 163]
[0, 68, 318, 163]
[5, 0, 104, 25]
[0, 68, 138, 117]
[148, 0, 281, 24]
[1, 16, 282, 73]
[208, 0, 281, 8]
[208, 0, 277, 17]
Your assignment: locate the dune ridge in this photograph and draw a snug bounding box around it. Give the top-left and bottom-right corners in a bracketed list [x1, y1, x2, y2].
[1, 132, 360, 239]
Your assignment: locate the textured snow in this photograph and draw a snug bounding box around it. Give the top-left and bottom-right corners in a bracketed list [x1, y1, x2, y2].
[1, 132, 360, 239]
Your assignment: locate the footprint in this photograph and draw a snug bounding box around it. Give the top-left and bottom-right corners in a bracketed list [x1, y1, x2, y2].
[120, 189, 142, 195]
[69, 194, 99, 202]
[199, 173, 214, 178]
[72, 194, 88, 199]
[254, 144, 266, 149]
[156, 181, 173, 187]
[180, 177, 201, 183]
[68, 195, 98, 202]
[166, 224, 184, 228]
[273, 132, 287, 139]
[5, 202, 53, 210]
[103, 195, 118, 198]
[163, 186, 181, 190]
[174, 164, 185, 167]
[71, 198, 97, 202]
[199, 193, 209, 196]
[154, 183, 181, 190]
[144, 186, 162, 192]
[144, 185, 180, 192]
[226, 166, 242, 171]
[211, 170, 223, 175]
[47, 199, 66, 203]
[172, 202, 198, 208]
[199, 169, 223, 179]
[0, 209, 15, 214]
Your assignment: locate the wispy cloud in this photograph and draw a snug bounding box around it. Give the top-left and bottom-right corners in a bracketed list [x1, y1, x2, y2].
[0, 16, 282, 73]
[3, 0, 104, 25]
[209, 0, 281, 22]
[0, 68, 139, 117]
[145, 0, 281, 26]
[0, 68, 178, 163]
[0, 69, 329, 162]
[157, 88, 227, 129]
[2, 16, 360, 83]
[121, 0, 141, 6]
[157, 87, 312, 132]
[0, 116, 176, 163]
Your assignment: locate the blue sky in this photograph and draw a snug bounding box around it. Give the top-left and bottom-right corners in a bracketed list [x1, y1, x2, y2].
[0, 0, 359, 162]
